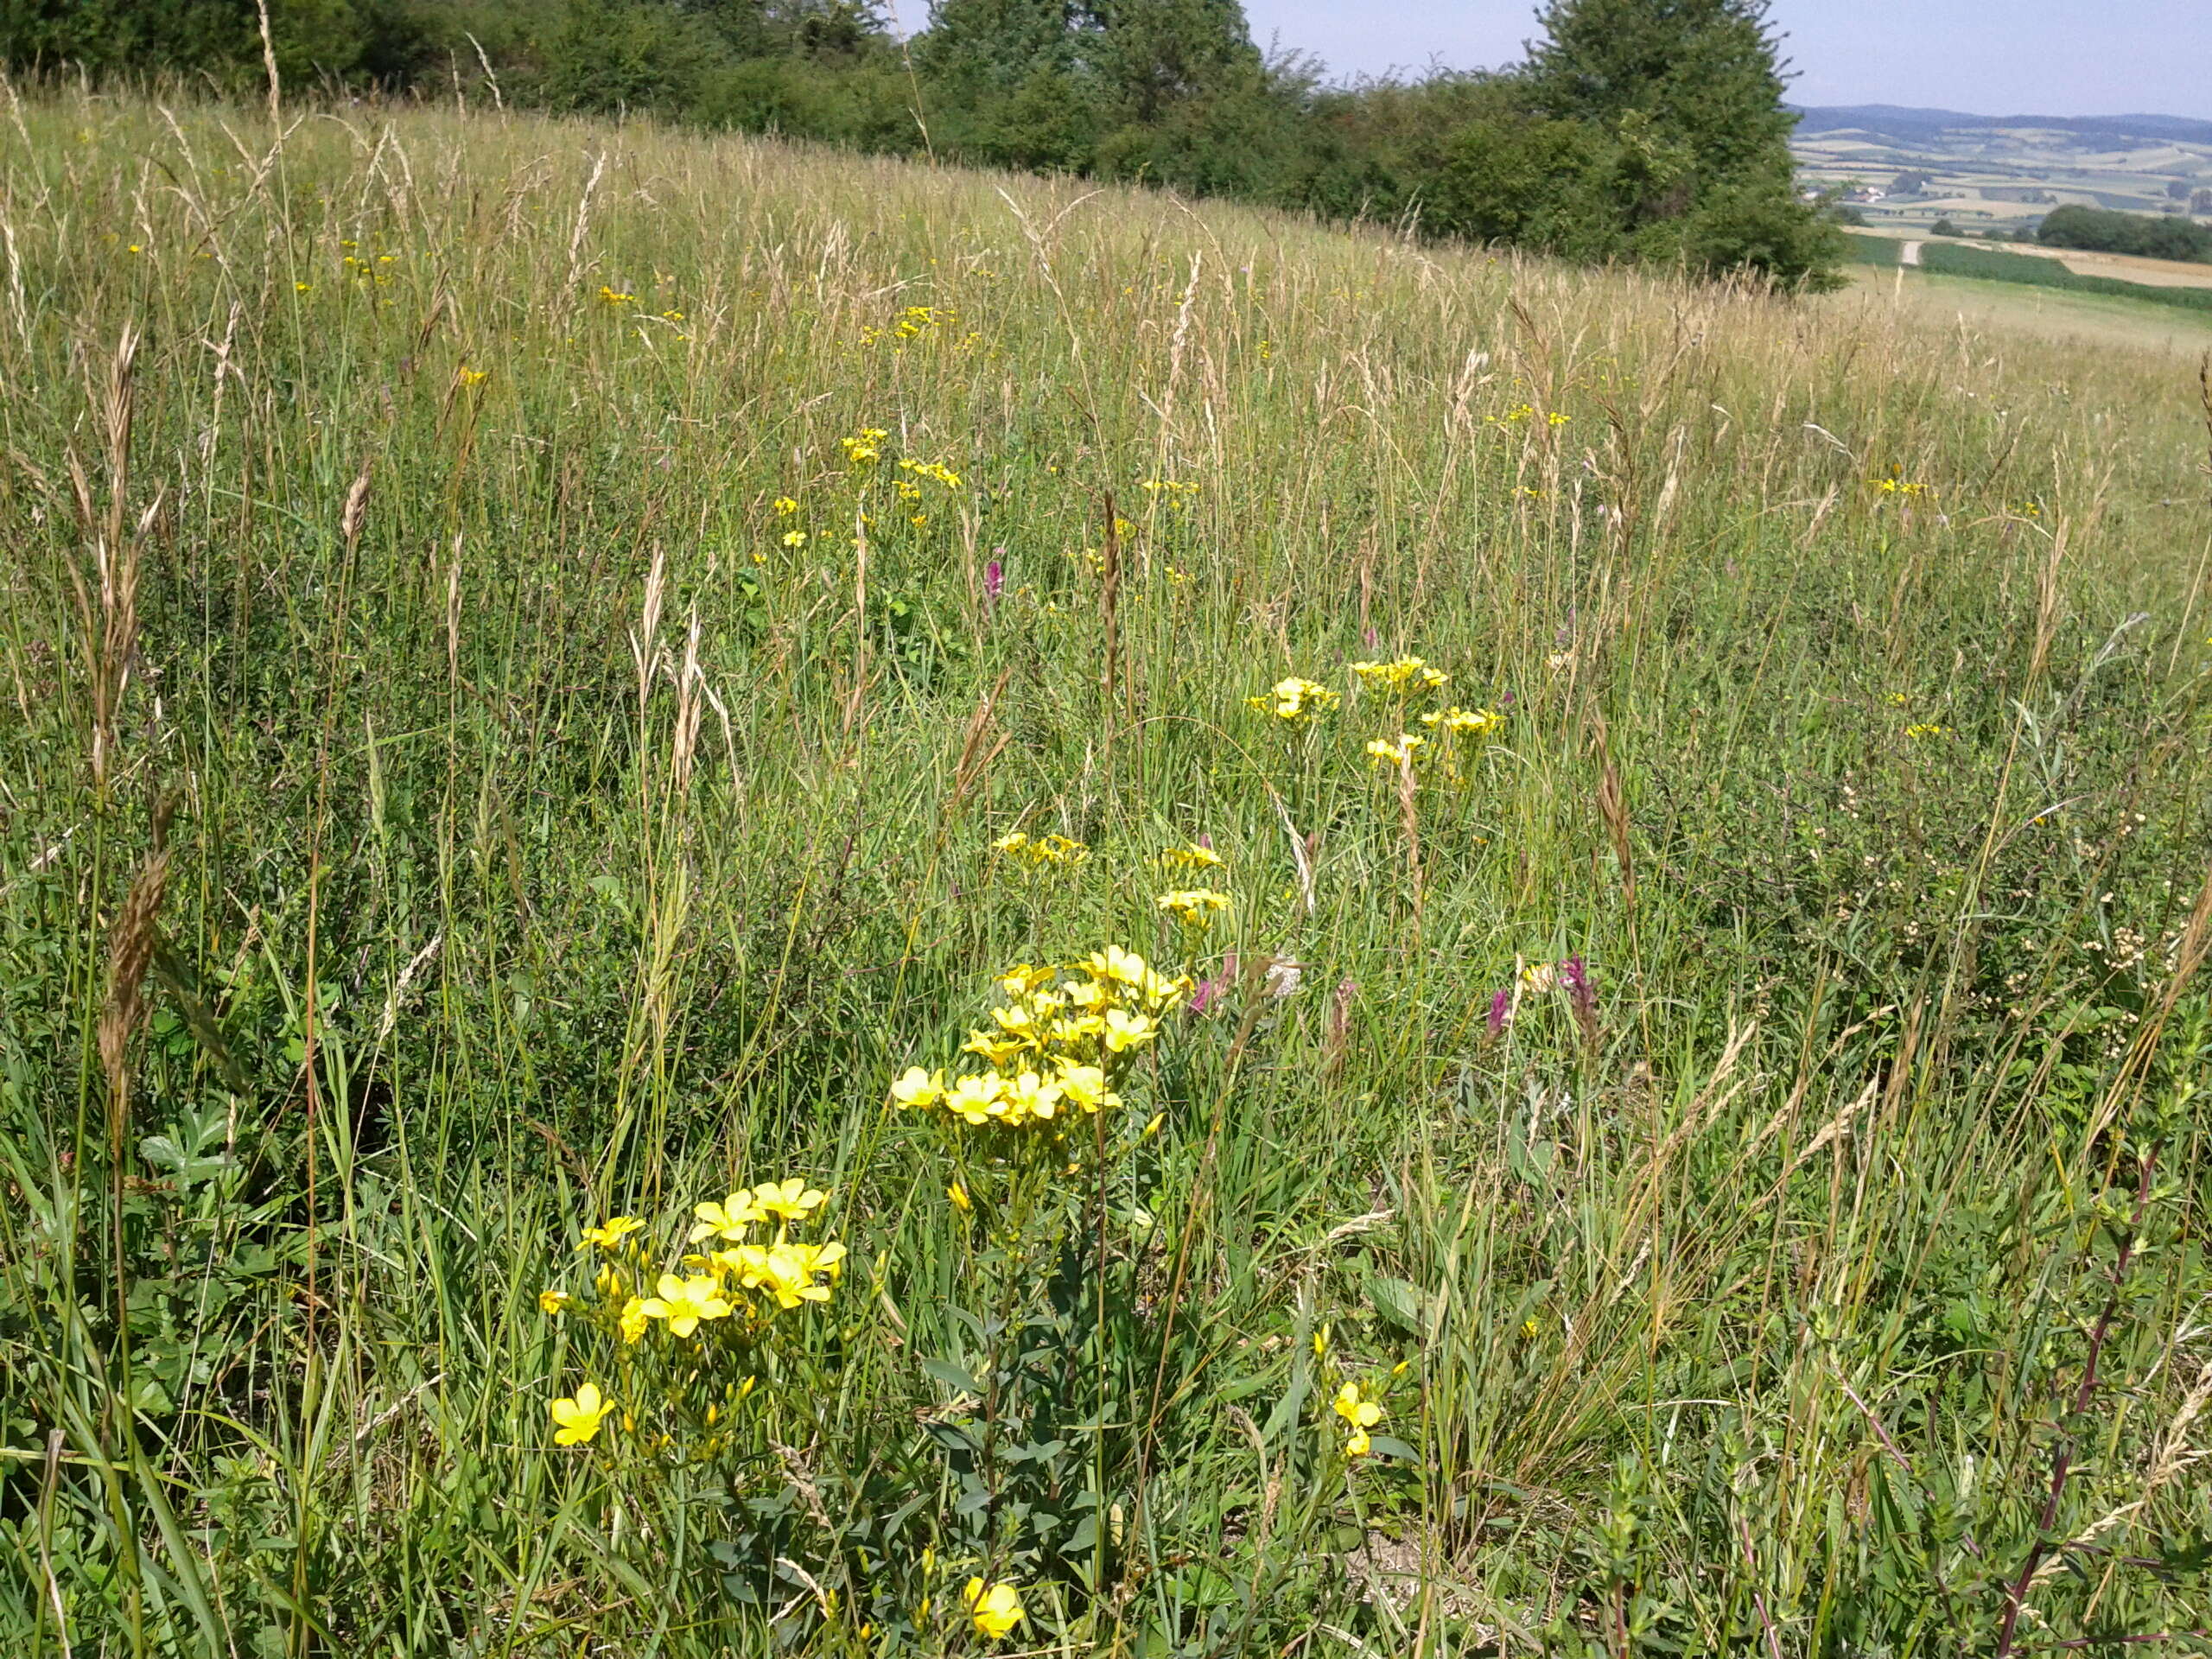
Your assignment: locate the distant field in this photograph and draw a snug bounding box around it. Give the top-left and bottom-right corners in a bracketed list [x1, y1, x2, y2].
[1795, 113, 2212, 236]
[1843, 266, 2212, 356]
[1843, 232, 2212, 336]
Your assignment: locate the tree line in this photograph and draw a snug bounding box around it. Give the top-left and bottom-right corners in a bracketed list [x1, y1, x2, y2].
[3, 0, 1847, 287]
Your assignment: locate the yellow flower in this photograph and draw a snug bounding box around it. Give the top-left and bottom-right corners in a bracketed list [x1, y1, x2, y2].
[1159, 843, 1224, 869]
[1904, 722, 1952, 740]
[752, 1177, 828, 1222]
[640, 1273, 733, 1338]
[550, 1382, 612, 1446]
[1345, 1427, 1373, 1458]
[1085, 945, 1150, 988]
[1103, 1008, 1159, 1053]
[1332, 1381, 1383, 1432]
[1366, 734, 1425, 767]
[963, 1028, 1028, 1065]
[773, 496, 799, 515]
[1313, 1323, 1331, 1359]
[538, 1289, 573, 1315]
[1156, 888, 1232, 928]
[578, 1217, 645, 1250]
[963, 1579, 1026, 1640]
[1001, 1069, 1064, 1124]
[457, 366, 487, 387]
[1420, 706, 1503, 737]
[597, 285, 634, 305]
[1352, 658, 1448, 693]
[1053, 1062, 1118, 1115]
[948, 1180, 971, 1211]
[294, 281, 311, 293]
[996, 962, 1057, 998]
[891, 1065, 945, 1110]
[782, 529, 807, 547]
[1248, 677, 1338, 722]
[945, 1072, 1007, 1125]
[690, 1192, 763, 1244]
[618, 1296, 651, 1344]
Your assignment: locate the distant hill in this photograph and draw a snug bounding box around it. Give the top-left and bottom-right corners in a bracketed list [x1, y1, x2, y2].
[1790, 105, 2212, 237]
[1791, 105, 2212, 145]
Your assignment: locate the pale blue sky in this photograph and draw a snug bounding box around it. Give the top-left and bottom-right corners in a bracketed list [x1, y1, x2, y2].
[1239, 1, 2212, 118]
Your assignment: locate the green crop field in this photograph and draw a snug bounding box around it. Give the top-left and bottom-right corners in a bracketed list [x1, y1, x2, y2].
[6, 92, 2212, 1656]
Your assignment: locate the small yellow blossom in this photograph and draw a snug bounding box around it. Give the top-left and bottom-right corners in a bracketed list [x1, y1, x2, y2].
[578, 1217, 645, 1250]
[892, 1066, 946, 1110]
[1156, 888, 1232, 928]
[1366, 734, 1426, 767]
[538, 1289, 573, 1315]
[782, 530, 807, 547]
[773, 497, 799, 515]
[947, 1180, 971, 1211]
[963, 1579, 1026, 1640]
[1353, 658, 1449, 693]
[752, 1177, 828, 1222]
[1158, 843, 1224, 869]
[550, 1382, 612, 1446]
[690, 1193, 763, 1244]
[1247, 677, 1338, 723]
[618, 1296, 651, 1344]
[640, 1273, 733, 1338]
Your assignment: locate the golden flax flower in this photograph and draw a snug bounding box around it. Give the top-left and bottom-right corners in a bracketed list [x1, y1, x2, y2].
[550, 1382, 612, 1446]
[640, 1273, 733, 1338]
[1156, 888, 1232, 927]
[963, 1579, 1026, 1640]
[751, 1177, 828, 1222]
[891, 1065, 946, 1110]
[690, 1192, 764, 1244]
[577, 1217, 645, 1251]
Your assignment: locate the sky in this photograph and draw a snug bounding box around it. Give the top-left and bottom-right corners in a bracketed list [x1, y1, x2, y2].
[1236, 0, 2212, 119]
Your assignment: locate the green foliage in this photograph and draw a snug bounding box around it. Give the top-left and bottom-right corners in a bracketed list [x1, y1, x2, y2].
[2038, 201, 2212, 264]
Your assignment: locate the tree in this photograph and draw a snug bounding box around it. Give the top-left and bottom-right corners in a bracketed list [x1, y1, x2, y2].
[1929, 216, 1960, 237]
[1500, 0, 1840, 285]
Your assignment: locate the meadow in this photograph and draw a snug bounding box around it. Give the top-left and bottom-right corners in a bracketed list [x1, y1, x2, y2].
[4, 90, 2212, 1657]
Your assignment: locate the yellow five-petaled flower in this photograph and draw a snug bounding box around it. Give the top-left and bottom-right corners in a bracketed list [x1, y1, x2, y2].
[963, 1578, 1026, 1640]
[550, 1382, 612, 1446]
[577, 1216, 645, 1250]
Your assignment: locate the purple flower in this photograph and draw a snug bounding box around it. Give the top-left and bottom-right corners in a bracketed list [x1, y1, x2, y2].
[1561, 956, 1593, 1016]
[1487, 988, 1510, 1039]
[984, 555, 1004, 606]
[1191, 952, 1238, 1016]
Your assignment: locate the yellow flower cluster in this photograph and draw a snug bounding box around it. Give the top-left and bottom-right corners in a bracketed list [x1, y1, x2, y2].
[541, 1178, 846, 1448]
[1140, 478, 1199, 509]
[841, 427, 888, 465]
[992, 830, 1088, 866]
[1247, 677, 1338, 722]
[1904, 722, 1953, 739]
[597, 284, 635, 306]
[1156, 888, 1232, 928]
[892, 949, 1187, 1130]
[898, 457, 963, 490]
[893, 303, 950, 340]
[1157, 842, 1224, 870]
[1332, 1380, 1384, 1458]
[1352, 657, 1449, 693]
[1365, 733, 1423, 767]
[1421, 705, 1503, 737]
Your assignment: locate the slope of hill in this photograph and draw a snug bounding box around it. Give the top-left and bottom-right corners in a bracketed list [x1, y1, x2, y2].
[4, 92, 2211, 1655]
[1792, 104, 2212, 233]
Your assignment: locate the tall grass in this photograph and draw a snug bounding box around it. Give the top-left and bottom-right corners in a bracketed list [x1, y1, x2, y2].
[3, 87, 2211, 1656]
